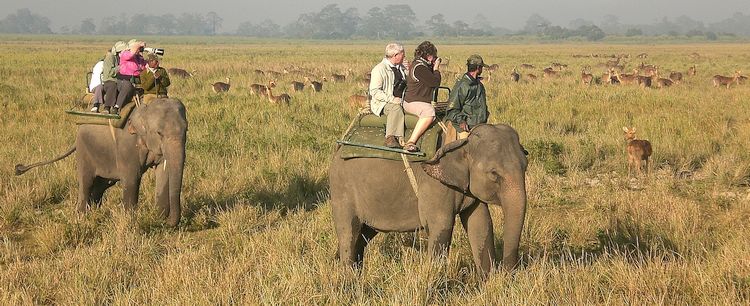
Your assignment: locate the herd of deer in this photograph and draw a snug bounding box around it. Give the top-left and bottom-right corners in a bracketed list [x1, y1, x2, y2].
[504, 59, 744, 90]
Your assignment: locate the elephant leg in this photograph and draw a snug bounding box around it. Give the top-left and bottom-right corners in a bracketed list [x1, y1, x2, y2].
[89, 178, 115, 208]
[353, 225, 378, 269]
[335, 217, 376, 269]
[460, 202, 496, 277]
[426, 217, 455, 259]
[121, 175, 142, 211]
[77, 172, 95, 212]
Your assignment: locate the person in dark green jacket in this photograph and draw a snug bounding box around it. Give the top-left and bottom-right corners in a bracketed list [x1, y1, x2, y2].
[140, 52, 171, 103]
[446, 54, 489, 139]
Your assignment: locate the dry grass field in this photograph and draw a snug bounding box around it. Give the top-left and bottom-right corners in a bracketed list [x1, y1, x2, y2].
[1, 36, 749, 304]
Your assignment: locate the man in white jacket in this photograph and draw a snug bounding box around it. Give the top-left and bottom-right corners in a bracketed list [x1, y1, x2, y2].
[369, 43, 408, 148]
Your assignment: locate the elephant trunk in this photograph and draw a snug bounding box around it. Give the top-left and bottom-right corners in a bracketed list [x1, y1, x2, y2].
[500, 172, 527, 271]
[163, 138, 185, 227]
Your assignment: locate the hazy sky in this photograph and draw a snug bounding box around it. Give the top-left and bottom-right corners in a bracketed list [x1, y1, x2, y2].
[2, 0, 749, 31]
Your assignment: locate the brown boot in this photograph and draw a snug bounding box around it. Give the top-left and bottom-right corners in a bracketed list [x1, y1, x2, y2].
[384, 135, 400, 148]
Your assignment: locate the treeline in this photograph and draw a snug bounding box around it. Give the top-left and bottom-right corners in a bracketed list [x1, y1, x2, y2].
[2, 6, 750, 40]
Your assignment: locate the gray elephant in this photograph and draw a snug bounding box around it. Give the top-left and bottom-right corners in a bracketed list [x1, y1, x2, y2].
[329, 124, 528, 276]
[16, 99, 188, 226]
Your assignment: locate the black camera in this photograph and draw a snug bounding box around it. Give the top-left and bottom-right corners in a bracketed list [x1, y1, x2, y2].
[393, 79, 407, 98]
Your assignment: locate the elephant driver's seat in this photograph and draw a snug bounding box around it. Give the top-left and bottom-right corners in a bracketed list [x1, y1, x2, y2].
[337, 113, 444, 162]
[71, 102, 139, 129]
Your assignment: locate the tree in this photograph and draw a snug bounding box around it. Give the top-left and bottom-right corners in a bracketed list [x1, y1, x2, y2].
[206, 12, 223, 35]
[523, 14, 550, 34]
[426, 14, 451, 36]
[237, 19, 281, 37]
[289, 4, 359, 39]
[453, 20, 470, 37]
[625, 28, 643, 37]
[79, 18, 96, 35]
[0, 8, 53, 34]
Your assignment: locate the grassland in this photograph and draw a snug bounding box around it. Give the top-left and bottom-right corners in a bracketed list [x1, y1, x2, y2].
[1, 37, 749, 304]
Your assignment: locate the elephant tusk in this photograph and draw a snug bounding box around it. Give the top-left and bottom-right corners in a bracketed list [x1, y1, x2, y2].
[163, 159, 167, 171]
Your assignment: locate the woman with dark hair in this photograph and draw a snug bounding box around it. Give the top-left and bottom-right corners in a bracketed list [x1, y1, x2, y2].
[403, 41, 442, 152]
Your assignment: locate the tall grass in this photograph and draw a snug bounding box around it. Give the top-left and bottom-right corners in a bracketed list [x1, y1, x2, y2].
[1, 38, 749, 304]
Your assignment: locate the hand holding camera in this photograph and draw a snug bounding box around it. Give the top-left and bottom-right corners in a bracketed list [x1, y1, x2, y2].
[433, 57, 442, 71]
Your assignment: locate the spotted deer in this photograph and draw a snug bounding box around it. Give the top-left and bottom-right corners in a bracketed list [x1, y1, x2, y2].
[614, 70, 638, 85]
[250, 80, 275, 96]
[168, 67, 194, 78]
[542, 67, 560, 78]
[623, 127, 652, 178]
[669, 71, 683, 83]
[291, 81, 305, 92]
[348, 93, 368, 109]
[305, 77, 323, 92]
[212, 77, 231, 93]
[654, 69, 674, 88]
[712, 71, 741, 89]
[266, 81, 291, 104]
[687, 65, 696, 76]
[510, 67, 520, 82]
[581, 66, 593, 85]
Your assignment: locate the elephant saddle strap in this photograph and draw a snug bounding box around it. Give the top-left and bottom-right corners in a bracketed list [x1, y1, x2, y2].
[400, 153, 419, 197]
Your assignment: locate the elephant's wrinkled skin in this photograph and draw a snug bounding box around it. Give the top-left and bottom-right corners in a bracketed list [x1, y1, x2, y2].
[329, 124, 528, 276]
[16, 99, 188, 226]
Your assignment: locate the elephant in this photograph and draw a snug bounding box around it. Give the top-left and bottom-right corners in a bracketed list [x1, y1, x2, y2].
[15, 99, 188, 226]
[329, 124, 528, 276]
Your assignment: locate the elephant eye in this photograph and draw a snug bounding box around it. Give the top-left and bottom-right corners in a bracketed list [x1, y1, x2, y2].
[489, 169, 501, 182]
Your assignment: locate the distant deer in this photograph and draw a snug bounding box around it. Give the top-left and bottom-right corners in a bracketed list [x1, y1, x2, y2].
[331, 69, 351, 83]
[614, 70, 638, 85]
[520, 63, 535, 69]
[487, 63, 500, 72]
[510, 67, 520, 82]
[265, 70, 282, 78]
[581, 66, 594, 85]
[654, 69, 674, 88]
[603, 68, 619, 85]
[348, 93, 369, 109]
[669, 71, 683, 83]
[305, 77, 323, 92]
[542, 67, 560, 78]
[212, 77, 231, 93]
[623, 127, 652, 178]
[687, 65, 697, 76]
[168, 67, 194, 78]
[250, 81, 275, 96]
[636, 53, 648, 59]
[439, 57, 451, 69]
[551, 62, 568, 70]
[253, 69, 265, 75]
[525, 73, 538, 81]
[266, 81, 291, 104]
[291, 81, 305, 92]
[713, 71, 741, 89]
[635, 74, 652, 88]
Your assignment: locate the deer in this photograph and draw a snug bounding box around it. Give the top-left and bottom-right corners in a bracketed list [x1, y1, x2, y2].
[712, 71, 741, 89]
[520, 63, 535, 69]
[654, 69, 674, 88]
[305, 76, 323, 92]
[348, 93, 369, 109]
[253, 69, 265, 75]
[266, 81, 291, 104]
[486, 63, 500, 72]
[250, 80, 275, 96]
[603, 68, 619, 85]
[439, 56, 451, 69]
[581, 66, 594, 85]
[331, 69, 351, 83]
[636, 52, 648, 59]
[525, 73, 538, 81]
[614, 69, 638, 85]
[542, 67, 560, 78]
[265, 70, 282, 78]
[687, 65, 697, 76]
[290, 80, 305, 92]
[510, 67, 520, 82]
[635, 74, 652, 88]
[168, 67, 194, 78]
[669, 71, 683, 83]
[552, 62, 568, 70]
[211, 77, 231, 93]
[623, 127, 652, 178]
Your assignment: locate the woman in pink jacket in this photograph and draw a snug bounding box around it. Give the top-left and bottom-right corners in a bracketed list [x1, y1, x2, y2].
[107, 39, 147, 115]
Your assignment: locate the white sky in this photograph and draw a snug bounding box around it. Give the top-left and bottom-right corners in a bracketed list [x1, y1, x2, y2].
[1, 0, 749, 31]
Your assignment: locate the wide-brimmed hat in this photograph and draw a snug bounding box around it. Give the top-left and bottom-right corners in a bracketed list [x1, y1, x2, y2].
[127, 39, 140, 49]
[112, 41, 128, 53]
[145, 52, 160, 62]
[467, 54, 490, 68]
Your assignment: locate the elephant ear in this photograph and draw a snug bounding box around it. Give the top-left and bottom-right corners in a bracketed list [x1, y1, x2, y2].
[422, 138, 470, 191]
[127, 106, 148, 135]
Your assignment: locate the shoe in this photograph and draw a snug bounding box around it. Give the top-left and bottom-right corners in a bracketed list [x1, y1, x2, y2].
[90, 105, 99, 112]
[403, 142, 420, 152]
[384, 135, 401, 148]
[111, 107, 120, 115]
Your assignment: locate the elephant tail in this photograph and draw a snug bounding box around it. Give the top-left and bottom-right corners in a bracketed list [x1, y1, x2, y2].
[15, 145, 76, 176]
